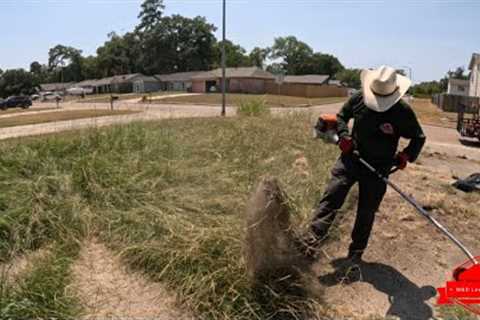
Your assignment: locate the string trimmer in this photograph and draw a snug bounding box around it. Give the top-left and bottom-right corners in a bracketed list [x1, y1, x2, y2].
[314, 114, 479, 281]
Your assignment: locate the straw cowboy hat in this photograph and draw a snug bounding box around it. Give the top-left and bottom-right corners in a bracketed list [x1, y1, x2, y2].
[361, 65, 412, 112]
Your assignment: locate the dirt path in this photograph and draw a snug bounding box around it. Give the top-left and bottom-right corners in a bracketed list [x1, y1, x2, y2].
[71, 240, 193, 320]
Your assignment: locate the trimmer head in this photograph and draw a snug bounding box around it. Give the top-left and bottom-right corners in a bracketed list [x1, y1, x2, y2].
[453, 260, 480, 281]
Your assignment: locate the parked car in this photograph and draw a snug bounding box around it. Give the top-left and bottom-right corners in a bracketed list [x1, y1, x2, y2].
[0, 96, 32, 110]
[41, 92, 63, 102]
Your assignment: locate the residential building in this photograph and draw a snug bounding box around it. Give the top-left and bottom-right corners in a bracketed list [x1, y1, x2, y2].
[265, 74, 348, 98]
[191, 67, 275, 94]
[132, 75, 162, 93]
[156, 71, 208, 92]
[39, 82, 75, 93]
[447, 78, 469, 96]
[469, 53, 480, 97]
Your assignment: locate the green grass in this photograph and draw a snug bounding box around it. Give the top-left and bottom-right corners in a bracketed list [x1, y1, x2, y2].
[0, 115, 339, 319]
[0, 242, 81, 320]
[150, 93, 346, 108]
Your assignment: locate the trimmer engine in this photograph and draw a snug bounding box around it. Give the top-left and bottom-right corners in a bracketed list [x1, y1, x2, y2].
[313, 114, 339, 144]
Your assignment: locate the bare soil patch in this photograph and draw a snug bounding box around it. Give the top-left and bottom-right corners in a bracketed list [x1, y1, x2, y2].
[410, 99, 458, 128]
[71, 240, 193, 320]
[0, 109, 138, 128]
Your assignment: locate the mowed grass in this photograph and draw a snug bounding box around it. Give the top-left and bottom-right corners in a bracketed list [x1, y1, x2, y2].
[77, 91, 176, 103]
[410, 98, 458, 128]
[151, 93, 346, 108]
[0, 115, 338, 319]
[0, 109, 138, 128]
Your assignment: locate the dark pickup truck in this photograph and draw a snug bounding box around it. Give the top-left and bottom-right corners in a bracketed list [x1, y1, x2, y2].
[0, 96, 32, 110]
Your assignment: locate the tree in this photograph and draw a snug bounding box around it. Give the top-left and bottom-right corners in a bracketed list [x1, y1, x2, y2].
[81, 55, 101, 79]
[0, 69, 36, 98]
[139, 15, 217, 74]
[136, 0, 165, 32]
[248, 47, 270, 68]
[297, 53, 344, 77]
[447, 66, 468, 80]
[269, 36, 313, 75]
[97, 32, 139, 76]
[214, 40, 250, 68]
[336, 68, 362, 89]
[410, 81, 444, 97]
[48, 45, 84, 82]
[30, 61, 42, 74]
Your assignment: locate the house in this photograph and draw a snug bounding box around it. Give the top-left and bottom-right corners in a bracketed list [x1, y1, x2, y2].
[265, 74, 348, 98]
[469, 53, 480, 97]
[76, 73, 161, 94]
[39, 82, 75, 93]
[447, 78, 469, 96]
[132, 75, 162, 93]
[191, 67, 275, 94]
[156, 71, 207, 92]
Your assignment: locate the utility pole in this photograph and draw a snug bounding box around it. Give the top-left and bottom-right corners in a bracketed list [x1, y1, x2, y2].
[221, 0, 226, 116]
[400, 65, 413, 82]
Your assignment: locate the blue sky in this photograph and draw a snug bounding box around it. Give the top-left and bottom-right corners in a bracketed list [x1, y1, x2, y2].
[0, 0, 478, 83]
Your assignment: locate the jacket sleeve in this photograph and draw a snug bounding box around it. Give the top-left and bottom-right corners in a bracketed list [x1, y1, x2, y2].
[399, 103, 426, 162]
[336, 94, 358, 138]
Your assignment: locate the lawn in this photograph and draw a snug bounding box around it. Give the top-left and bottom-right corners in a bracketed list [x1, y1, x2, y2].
[410, 98, 458, 128]
[150, 93, 346, 108]
[77, 91, 176, 103]
[0, 107, 56, 115]
[0, 109, 138, 128]
[0, 115, 338, 319]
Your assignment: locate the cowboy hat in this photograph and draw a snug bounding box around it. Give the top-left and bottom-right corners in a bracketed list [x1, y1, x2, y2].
[361, 65, 412, 112]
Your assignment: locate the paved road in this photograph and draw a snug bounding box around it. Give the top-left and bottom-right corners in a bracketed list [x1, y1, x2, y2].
[1, 101, 479, 159]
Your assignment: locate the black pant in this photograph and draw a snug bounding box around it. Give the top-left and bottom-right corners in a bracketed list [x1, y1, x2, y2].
[311, 155, 388, 255]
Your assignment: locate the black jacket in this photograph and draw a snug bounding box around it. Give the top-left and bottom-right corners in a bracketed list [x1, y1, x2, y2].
[337, 93, 426, 166]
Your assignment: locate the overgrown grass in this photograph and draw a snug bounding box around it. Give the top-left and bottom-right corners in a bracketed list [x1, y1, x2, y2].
[237, 97, 270, 116]
[0, 241, 81, 319]
[0, 115, 339, 319]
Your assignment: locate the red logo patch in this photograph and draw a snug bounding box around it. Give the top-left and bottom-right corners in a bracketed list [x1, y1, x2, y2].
[437, 258, 480, 315]
[380, 123, 395, 135]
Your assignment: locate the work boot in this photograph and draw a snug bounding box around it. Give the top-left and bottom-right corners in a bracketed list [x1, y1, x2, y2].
[347, 250, 363, 265]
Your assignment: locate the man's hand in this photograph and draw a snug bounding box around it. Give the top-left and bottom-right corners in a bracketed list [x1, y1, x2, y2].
[395, 152, 410, 170]
[338, 136, 354, 155]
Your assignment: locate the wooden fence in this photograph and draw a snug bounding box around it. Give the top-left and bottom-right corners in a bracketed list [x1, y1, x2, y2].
[265, 81, 348, 98]
[432, 94, 479, 113]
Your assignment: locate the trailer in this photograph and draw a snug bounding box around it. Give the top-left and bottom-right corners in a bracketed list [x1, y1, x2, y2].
[457, 104, 480, 141]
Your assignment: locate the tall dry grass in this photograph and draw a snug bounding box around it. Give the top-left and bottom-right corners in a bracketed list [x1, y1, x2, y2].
[0, 114, 340, 319]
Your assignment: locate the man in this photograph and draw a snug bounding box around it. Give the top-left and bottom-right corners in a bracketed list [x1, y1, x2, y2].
[308, 65, 426, 263]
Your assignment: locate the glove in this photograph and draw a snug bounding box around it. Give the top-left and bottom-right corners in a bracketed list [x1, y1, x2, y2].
[338, 136, 354, 155]
[395, 152, 410, 170]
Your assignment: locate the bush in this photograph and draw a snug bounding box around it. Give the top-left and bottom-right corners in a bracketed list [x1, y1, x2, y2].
[236, 97, 270, 116]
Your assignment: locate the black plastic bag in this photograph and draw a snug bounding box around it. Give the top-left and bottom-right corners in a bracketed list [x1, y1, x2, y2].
[453, 173, 480, 192]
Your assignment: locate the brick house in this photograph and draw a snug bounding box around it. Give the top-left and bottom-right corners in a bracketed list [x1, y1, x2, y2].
[191, 67, 275, 94]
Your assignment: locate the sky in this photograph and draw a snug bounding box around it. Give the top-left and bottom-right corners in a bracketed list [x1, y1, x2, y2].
[0, 0, 478, 83]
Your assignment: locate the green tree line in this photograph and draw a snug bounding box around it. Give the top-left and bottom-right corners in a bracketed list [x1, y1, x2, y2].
[0, 0, 357, 98]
